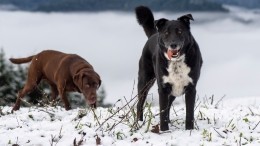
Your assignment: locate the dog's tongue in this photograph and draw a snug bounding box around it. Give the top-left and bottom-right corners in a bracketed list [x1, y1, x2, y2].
[167, 49, 178, 59]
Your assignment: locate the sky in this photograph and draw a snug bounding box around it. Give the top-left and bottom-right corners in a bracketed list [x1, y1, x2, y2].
[0, 7, 260, 105]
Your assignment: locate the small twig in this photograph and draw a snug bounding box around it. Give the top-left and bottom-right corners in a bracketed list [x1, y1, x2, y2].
[123, 96, 140, 128]
[145, 102, 153, 133]
[19, 97, 33, 107]
[95, 78, 155, 132]
[130, 80, 136, 100]
[59, 126, 63, 137]
[239, 133, 242, 146]
[203, 95, 209, 105]
[49, 126, 63, 146]
[91, 108, 101, 127]
[15, 116, 20, 127]
[194, 119, 199, 130]
[172, 106, 178, 116]
[213, 128, 225, 138]
[194, 101, 201, 111]
[95, 96, 136, 131]
[16, 137, 19, 145]
[227, 119, 233, 128]
[75, 118, 83, 129]
[248, 107, 255, 116]
[210, 95, 214, 105]
[38, 109, 55, 117]
[252, 120, 260, 130]
[123, 96, 132, 111]
[50, 135, 55, 146]
[106, 101, 138, 132]
[215, 95, 226, 108]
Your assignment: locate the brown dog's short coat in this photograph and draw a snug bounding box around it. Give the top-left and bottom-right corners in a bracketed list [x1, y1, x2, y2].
[10, 50, 101, 111]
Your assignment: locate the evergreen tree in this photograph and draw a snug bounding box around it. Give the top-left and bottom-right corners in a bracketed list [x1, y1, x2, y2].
[97, 85, 111, 107]
[0, 48, 19, 105]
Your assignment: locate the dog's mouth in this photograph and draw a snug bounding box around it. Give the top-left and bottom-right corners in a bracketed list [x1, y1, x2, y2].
[88, 99, 96, 105]
[166, 47, 181, 60]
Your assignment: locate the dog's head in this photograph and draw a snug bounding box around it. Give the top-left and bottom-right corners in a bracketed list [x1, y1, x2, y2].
[155, 14, 194, 61]
[73, 70, 101, 107]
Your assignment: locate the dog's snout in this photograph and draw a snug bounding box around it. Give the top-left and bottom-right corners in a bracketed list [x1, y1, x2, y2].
[170, 44, 178, 49]
[90, 95, 96, 100]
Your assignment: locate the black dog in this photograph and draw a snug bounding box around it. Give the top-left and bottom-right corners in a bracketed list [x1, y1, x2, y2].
[135, 6, 203, 131]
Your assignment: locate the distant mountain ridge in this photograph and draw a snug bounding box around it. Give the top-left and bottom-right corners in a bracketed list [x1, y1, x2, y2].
[209, 0, 260, 9]
[0, 0, 227, 12]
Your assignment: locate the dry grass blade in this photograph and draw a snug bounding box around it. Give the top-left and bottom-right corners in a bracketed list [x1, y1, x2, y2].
[215, 95, 225, 108]
[253, 120, 260, 130]
[72, 138, 84, 146]
[95, 79, 154, 131]
[213, 128, 225, 138]
[73, 132, 86, 146]
[91, 108, 101, 127]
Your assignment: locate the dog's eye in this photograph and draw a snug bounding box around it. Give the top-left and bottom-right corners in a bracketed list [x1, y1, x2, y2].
[94, 83, 98, 88]
[165, 31, 169, 35]
[86, 84, 90, 88]
[176, 29, 182, 34]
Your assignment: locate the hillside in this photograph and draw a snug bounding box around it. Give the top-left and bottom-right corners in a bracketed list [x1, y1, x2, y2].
[0, 0, 226, 12]
[1, 96, 260, 145]
[209, 0, 260, 9]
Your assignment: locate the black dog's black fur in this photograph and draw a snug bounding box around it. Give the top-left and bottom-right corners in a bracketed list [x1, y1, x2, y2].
[135, 6, 203, 131]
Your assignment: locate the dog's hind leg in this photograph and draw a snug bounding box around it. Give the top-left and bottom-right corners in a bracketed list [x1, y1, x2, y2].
[49, 84, 58, 101]
[12, 66, 42, 112]
[12, 80, 40, 112]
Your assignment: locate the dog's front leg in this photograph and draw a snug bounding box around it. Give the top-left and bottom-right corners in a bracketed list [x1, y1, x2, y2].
[158, 86, 170, 131]
[185, 86, 196, 130]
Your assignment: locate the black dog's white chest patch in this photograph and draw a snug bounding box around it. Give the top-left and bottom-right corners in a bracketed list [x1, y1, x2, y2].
[162, 55, 193, 97]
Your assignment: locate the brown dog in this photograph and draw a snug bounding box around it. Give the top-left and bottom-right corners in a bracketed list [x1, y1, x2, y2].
[10, 50, 101, 111]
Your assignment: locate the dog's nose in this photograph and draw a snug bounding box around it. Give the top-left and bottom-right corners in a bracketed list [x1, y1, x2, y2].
[90, 95, 96, 101]
[170, 44, 177, 49]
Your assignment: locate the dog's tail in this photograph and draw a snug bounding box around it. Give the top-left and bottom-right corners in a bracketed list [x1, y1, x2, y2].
[135, 6, 157, 38]
[9, 55, 34, 64]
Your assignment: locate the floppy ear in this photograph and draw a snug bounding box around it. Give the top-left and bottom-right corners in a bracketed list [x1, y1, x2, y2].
[177, 14, 194, 27]
[96, 73, 101, 88]
[98, 79, 102, 88]
[73, 72, 84, 89]
[154, 18, 168, 31]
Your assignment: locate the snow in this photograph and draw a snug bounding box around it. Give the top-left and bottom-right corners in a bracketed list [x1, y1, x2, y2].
[1, 96, 260, 146]
[0, 6, 260, 146]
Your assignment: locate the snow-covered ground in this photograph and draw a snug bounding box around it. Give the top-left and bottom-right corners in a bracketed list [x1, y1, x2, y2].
[1, 96, 260, 146]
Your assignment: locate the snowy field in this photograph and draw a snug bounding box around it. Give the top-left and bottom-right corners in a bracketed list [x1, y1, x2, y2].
[1, 96, 260, 146]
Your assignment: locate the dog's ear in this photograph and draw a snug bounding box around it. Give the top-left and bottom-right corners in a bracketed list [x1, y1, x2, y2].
[177, 14, 194, 27]
[73, 72, 84, 89]
[96, 73, 101, 88]
[98, 79, 102, 88]
[154, 18, 168, 31]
